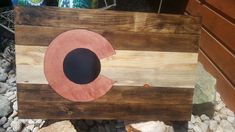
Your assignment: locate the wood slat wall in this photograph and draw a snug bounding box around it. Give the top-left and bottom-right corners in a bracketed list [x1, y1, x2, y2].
[186, 0, 235, 111]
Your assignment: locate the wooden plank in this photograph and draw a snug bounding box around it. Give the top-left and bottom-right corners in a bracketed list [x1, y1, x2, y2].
[198, 50, 235, 112]
[205, 0, 235, 20]
[17, 84, 193, 120]
[15, 25, 199, 52]
[16, 45, 198, 88]
[15, 6, 201, 35]
[187, 0, 235, 53]
[200, 28, 235, 86]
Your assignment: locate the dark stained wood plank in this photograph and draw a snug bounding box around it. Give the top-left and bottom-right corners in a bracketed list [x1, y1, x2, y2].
[15, 25, 199, 52]
[15, 6, 201, 35]
[187, 0, 235, 53]
[17, 84, 193, 120]
[205, 0, 235, 20]
[18, 101, 192, 121]
[200, 28, 235, 86]
[17, 84, 194, 104]
[198, 50, 235, 112]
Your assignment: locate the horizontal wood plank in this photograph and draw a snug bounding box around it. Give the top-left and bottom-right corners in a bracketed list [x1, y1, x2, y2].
[15, 25, 199, 52]
[187, 0, 235, 53]
[198, 50, 235, 112]
[200, 28, 235, 86]
[16, 45, 197, 88]
[15, 6, 201, 35]
[205, 0, 235, 20]
[17, 84, 193, 120]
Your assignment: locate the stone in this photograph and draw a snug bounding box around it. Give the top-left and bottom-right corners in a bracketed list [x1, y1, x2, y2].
[193, 63, 216, 104]
[227, 116, 235, 123]
[0, 127, 5, 132]
[3, 118, 12, 128]
[200, 114, 210, 121]
[209, 120, 217, 131]
[33, 127, 39, 132]
[7, 94, 16, 101]
[220, 120, 235, 132]
[0, 95, 12, 117]
[13, 101, 18, 111]
[194, 116, 202, 124]
[188, 122, 194, 129]
[8, 111, 17, 119]
[27, 119, 35, 124]
[213, 114, 221, 122]
[215, 102, 225, 111]
[38, 120, 76, 132]
[4, 91, 14, 97]
[215, 125, 223, 132]
[0, 117, 7, 126]
[0, 73, 7, 82]
[130, 121, 167, 132]
[216, 92, 221, 102]
[190, 115, 195, 123]
[199, 122, 208, 132]
[26, 124, 35, 131]
[21, 128, 30, 132]
[193, 125, 202, 132]
[0, 86, 7, 94]
[225, 108, 235, 117]
[10, 120, 23, 132]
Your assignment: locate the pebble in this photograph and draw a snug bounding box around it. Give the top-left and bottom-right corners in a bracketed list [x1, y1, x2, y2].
[213, 114, 221, 122]
[10, 120, 23, 132]
[8, 111, 18, 119]
[227, 116, 235, 123]
[4, 91, 14, 97]
[209, 120, 217, 131]
[26, 124, 35, 131]
[32, 127, 39, 132]
[27, 119, 35, 125]
[0, 117, 7, 126]
[200, 114, 210, 121]
[0, 87, 7, 94]
[215, 102, 225, 111]
[0, 95, 12, 117]
[3, 118, 12, 129]
[199, 122, 208, 132]
[0, 73, 7, 82]
[0, 127, 5, 132]
[7, 94, 16, 101]
[220, 120, 234, 130]
[21, 128, 30, 132]
[215, 125, 223, 132]
[193, 125, 202, 132]
[12, 101, 18, 111]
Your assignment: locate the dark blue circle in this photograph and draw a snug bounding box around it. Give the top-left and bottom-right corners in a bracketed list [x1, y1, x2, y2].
[63, 48, 101, 84]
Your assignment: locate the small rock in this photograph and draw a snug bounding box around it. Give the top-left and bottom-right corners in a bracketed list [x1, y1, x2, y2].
[21, 128, 30, 132]
[200, 114, 210, 121]
[199, 122, 208, 132]
[193, 125, 202, 132]
[0, 73, 7, 82]
[0, 117, 7, 126]
[0, 95, 12, 117]
[33, 127, 39, 132]
[13, 101, 18, 111]
[28, 119, 35, 124]
[220, 119, 235, 131]
[188, 122, 194, 129]
[8, 111, 17, 119]
[26, 124, 35, 131]
[215, 102, 225, 111]
[0, 127, 5, 132]
[38, 120, 76, 132]
[130, 121, 167, 132]
[0, 87, 7, 94]
[213, 114, 221, 122]
[215, 125, 223, 132]
[3, 118, 12, 128]
[227, 116, 235, 123]
[4, 91, 13, 97]
[7, 94, 16, 101]
[190, 115, 196, 123]
[209, 120, 217, 131]
[10, 120, 23, 132]
[226, 109, 235, 117]
[194, 116, 202, 124]
[216, 92, 221, 102]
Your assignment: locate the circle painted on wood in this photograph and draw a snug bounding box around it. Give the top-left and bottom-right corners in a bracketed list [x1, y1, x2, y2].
[44, 29, 115, 102]
[63, 48, 101, 84]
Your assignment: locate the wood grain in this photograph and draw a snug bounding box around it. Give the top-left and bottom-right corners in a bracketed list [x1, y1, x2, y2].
[15, 25, 199, 52]
[15, 6, 200, 120]
[200, 28, 235, 86]
[15, 6, 201, 35]
[187, 0, 235, 53]
[17, 84, 193, 120]
[205, 0, 235, 20]
[16, 45, 197, 88]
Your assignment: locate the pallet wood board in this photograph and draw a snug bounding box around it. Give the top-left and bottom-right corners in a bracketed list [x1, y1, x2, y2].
[15, 6, 201, 121]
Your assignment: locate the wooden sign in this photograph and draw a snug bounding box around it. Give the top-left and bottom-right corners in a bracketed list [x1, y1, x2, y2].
[15, 6, 201, 121]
